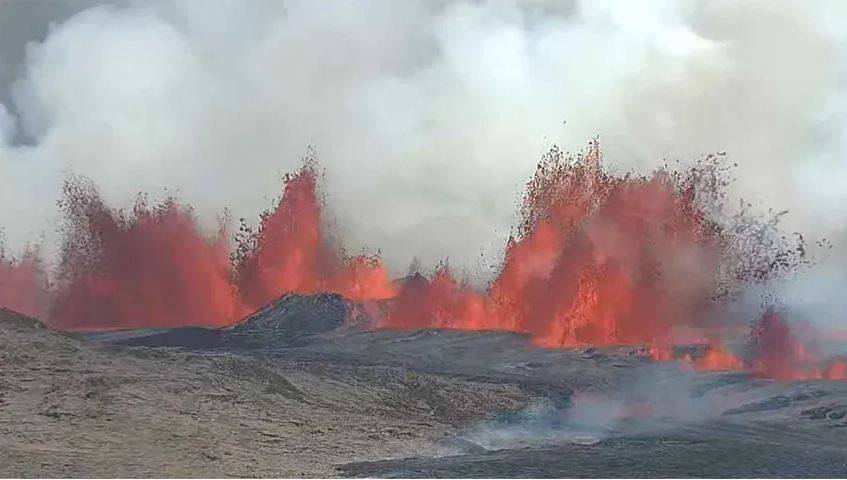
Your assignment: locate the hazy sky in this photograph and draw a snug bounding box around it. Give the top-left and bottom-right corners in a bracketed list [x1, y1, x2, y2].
[2, 0, 847, 285]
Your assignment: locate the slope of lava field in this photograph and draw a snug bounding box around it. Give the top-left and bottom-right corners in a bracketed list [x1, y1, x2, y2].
[2, 296, 846, 478]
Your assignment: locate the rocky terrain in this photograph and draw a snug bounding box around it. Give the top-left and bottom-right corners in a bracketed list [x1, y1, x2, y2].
[1, 295, 847, 477]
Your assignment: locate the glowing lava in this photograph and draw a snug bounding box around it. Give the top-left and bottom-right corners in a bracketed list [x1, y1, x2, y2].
[48, 178, 245, 330]
[385, 266, 488, 330]
[750, 310, 847, 381]
[232, 162, 395, 309]
[0, 245, 48, 319]
[0, 143, 842, 382]
[45, 164, 394, 330]
[383, 142, 723, 354]
[689, 341, 744, 372]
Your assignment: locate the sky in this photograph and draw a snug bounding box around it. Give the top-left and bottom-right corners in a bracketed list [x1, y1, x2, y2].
[2, 0, 847, 289]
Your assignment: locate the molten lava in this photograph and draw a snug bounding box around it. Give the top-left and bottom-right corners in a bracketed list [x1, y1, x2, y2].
[383, 142, 723, 353]
[0, 142, 842, 382]
[385, 266, 488, 330]
[44, 165, 394, 330]
[0, 246, 48, 319]
[232, 163, 395, 309]
[749, 310, 847, 381]
[48, 179, 245, 330]
[690, 341, 744, 371]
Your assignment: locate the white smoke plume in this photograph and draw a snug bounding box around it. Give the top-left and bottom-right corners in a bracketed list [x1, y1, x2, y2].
[1, 0, 847, 288]
[460, 363, 754, 450]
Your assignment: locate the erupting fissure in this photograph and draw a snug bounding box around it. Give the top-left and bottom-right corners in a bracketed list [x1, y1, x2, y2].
[44, 163, 395, 330]
[747, 310, 847, 381]
[0, 242, 47, 320]
[0, 143, 841, 381]
[48, 178, 243, 330]
[383, 143, 798, 354]
[231, 161, 396, 307]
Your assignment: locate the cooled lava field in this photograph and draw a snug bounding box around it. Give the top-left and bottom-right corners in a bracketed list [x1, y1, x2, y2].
[2, 295, 846, 478]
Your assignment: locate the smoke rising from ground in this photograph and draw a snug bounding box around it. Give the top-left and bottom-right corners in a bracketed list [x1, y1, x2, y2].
[1, 0, 847, 286]
[461, 363, 752, 450]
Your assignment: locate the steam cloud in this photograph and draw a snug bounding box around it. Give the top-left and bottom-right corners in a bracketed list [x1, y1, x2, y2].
[1, 0, 847, 307]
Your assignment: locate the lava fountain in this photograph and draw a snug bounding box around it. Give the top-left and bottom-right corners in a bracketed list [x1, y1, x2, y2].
[47, 177, 244, 330]
[0, 142, 840, 382]
[383, 142, 805, 359]
[0, 242, 48, 319]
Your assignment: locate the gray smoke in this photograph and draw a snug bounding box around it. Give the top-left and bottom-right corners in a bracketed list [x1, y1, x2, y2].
[2, 0, 847, 291]
[460, 362, 754, 450]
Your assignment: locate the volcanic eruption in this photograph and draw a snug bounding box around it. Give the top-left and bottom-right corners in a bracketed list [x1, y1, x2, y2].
[0, 141, 840, 381]
[748, 309, 847, 381]
[0, 240, 47, 320]
[231, 159, 396, 307]
[4, 3, 847, 477]
[43, 159, 396, 331]
[381, 142, 813, 371]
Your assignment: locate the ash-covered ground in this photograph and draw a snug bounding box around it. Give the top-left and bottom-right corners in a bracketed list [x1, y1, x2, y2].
[1, 295, 846, 478]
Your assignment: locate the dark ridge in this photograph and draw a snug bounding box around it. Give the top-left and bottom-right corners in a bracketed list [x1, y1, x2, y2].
[0, 307, 47, 330]
[112, 326, 225, 349]
[393, 272, 428, 288]
[232, 293, 348, 337]
[338, 436, 847, 478]
[88, 293, 351, 350]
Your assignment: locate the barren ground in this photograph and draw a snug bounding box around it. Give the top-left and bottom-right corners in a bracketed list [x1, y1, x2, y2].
[1, 295, 846, 477]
